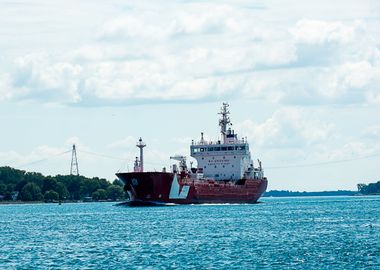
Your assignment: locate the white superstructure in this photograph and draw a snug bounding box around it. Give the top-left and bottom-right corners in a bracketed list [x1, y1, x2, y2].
[190, 103, 263, 181]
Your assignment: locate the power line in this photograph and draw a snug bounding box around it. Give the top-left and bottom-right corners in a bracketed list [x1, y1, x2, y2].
[16, 150, 71, 169]
[265, 151, 380, 170]
[78, 149, 129, 161]
[14, 144, 378, 173]
[77, 149, 168, 167]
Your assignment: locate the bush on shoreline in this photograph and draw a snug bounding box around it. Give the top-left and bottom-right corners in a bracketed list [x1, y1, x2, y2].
[0, 166, 126, 202]
[357, 181, 380, 195]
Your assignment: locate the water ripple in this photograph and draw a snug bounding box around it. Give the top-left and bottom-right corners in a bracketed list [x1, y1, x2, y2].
[0, 196, 379, 269]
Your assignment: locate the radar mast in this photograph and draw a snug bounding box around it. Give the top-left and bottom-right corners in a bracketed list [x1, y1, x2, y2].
[218, 102, 231, 143]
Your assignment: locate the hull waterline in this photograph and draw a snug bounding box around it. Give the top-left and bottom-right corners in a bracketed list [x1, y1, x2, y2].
[117, 172, 268, 205]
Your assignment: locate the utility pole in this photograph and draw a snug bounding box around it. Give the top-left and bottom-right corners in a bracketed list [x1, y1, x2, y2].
[70, 144, 79, 176]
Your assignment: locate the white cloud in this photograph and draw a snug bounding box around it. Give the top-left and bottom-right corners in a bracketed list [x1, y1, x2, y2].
[319, 61, 379, 101]
[366, 90, 380, 104]
[0, 73, 13, 101]
[0, 1, 378, 109]
[98, 4, 248, 40]
[235, 107, 334, 148]
[2, 0, 380, 190]
[0, 1, 296, 106]
[12, 53, 82, 103]
[362, 125, 380, 140]
[0, 145, 68, 170]
[291, 19, 360, 45]
[317, 139, 380, 162]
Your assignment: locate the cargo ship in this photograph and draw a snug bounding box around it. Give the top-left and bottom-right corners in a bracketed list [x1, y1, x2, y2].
[116, 103, 268, 205]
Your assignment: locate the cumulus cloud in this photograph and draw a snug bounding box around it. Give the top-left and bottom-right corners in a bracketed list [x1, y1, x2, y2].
[0, 73, 13, 101]
[318, 139, 380, 162]
[0, 137, 116, 176]
[361, 125, 380, 140]
[233, 107, 380, 173]
[0, 1, 379, 108]
[318, 61, 380, 103]
[290, 19, 360, 45]
[0, 145, 68, 170]
[235, 107, 334, 148]
[12, 53, 82, 104]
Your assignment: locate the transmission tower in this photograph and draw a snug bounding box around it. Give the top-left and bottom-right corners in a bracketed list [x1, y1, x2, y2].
[70, 144, 79, 176]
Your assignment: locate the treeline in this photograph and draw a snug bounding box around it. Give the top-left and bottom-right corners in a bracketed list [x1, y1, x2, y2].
[357, 181, 380, 195]
[263, 190, 356, 197]
[0, 166, 126, 202]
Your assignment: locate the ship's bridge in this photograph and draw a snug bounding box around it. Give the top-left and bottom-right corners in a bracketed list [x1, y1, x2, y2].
[191, 143, 249, 155]
[188, 103, 263, 181]
[190, 140, 253, 181]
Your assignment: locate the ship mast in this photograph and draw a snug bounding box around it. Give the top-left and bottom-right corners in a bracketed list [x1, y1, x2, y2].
[218, 102, 231, 144]
[136, 137, 146, 172]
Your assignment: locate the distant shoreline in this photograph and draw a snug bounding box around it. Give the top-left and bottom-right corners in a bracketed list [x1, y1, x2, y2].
[262, 190, 358, 197]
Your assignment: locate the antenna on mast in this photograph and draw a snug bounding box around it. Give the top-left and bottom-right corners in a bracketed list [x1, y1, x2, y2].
[218, 102, 231, 143]
[70, 144, 79, 176]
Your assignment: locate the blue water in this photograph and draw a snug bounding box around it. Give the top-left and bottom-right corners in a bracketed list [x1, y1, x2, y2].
[0, 196, 379, 269]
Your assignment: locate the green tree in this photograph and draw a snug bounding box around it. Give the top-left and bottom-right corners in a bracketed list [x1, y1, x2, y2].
[358, 181, 380, 195]
[55, 175, 83, 200]
[24, 172, 44, 188]
[56, 182, 69, 200]
[43, 177, 58, 193]
[0, 183, 6, 195]
[92, 189, 107, 201]
[0, 166, 25, 186]
[20, 182, 43, 201]
[106, 185, 124, 200]
[15, 180, 28, 192]
[44, 190, 59, 202]
[95, 177, 110, 190]
[112, 179, 123, 186]
[81, 178, 100, 197]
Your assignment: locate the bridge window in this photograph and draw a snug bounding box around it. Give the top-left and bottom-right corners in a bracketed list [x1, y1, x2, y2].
[236, 146, 246, 151]
[200, 148, 205, 152]
[214, 147, 221, 151]
[192, 147, 200, 153]
[228, 146, 234, 150]
[208, 147, 214, 151]
[221, 147, 227, 151]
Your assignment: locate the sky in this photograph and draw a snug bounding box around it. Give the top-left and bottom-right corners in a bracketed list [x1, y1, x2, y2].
[0, 0, 380, 191]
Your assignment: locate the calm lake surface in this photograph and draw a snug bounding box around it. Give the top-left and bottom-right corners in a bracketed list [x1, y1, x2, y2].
[0, 196, 379, 269]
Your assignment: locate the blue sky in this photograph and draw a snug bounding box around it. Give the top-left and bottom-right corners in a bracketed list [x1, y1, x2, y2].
[1, 0, 380, 191]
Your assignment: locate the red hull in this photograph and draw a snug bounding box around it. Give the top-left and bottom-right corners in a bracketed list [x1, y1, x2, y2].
[116, 172, 268, 204]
